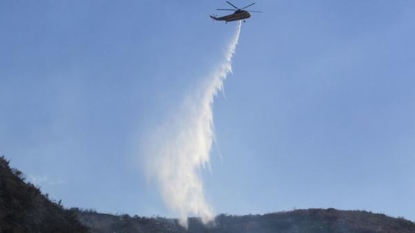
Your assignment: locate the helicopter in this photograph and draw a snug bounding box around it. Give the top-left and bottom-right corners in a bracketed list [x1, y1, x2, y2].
[210, 1, 261, 23]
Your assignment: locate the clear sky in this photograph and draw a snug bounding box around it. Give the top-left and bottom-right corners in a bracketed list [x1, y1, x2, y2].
[1, 0, 414, 222]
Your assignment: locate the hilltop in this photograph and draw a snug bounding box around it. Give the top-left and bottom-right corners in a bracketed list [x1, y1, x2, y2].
[75, 208, 415, 233]
[0, 156, 88, 233]
[1, 155, 415, 233]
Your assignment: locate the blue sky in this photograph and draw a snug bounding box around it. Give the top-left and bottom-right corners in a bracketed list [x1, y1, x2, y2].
[1, 0, 414, 221]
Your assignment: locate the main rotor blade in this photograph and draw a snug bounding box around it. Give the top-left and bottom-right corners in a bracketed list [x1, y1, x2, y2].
[226, 1, 239, 9]
[248, 10, 262, 13]
[217, 9, 236, 11]
[242, 2, 256, 9]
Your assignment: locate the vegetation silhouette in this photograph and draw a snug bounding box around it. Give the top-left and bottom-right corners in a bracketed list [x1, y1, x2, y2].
[1, 155, 414, 233]
[75, 208, 415, 233]
[0, 155, 88, 233]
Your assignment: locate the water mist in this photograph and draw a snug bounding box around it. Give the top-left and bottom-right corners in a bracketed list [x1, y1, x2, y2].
[146, 22, 242, 228]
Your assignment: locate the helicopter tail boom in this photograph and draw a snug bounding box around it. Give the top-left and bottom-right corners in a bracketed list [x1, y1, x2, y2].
[210, 15, 219, 20]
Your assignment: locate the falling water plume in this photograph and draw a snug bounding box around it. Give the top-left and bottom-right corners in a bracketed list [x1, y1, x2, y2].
[146, 21, 242, 228]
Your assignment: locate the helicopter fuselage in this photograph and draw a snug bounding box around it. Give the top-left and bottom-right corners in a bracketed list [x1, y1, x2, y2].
[210, 10, 251, 23]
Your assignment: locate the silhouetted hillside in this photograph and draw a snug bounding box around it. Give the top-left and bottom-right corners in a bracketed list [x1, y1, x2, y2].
[0, 155, 89, 233]
[76, 208, 415, 233]
[74, 209, 185, 233]
[209, 209, 415, 233]
[2, 154, 415, 233]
